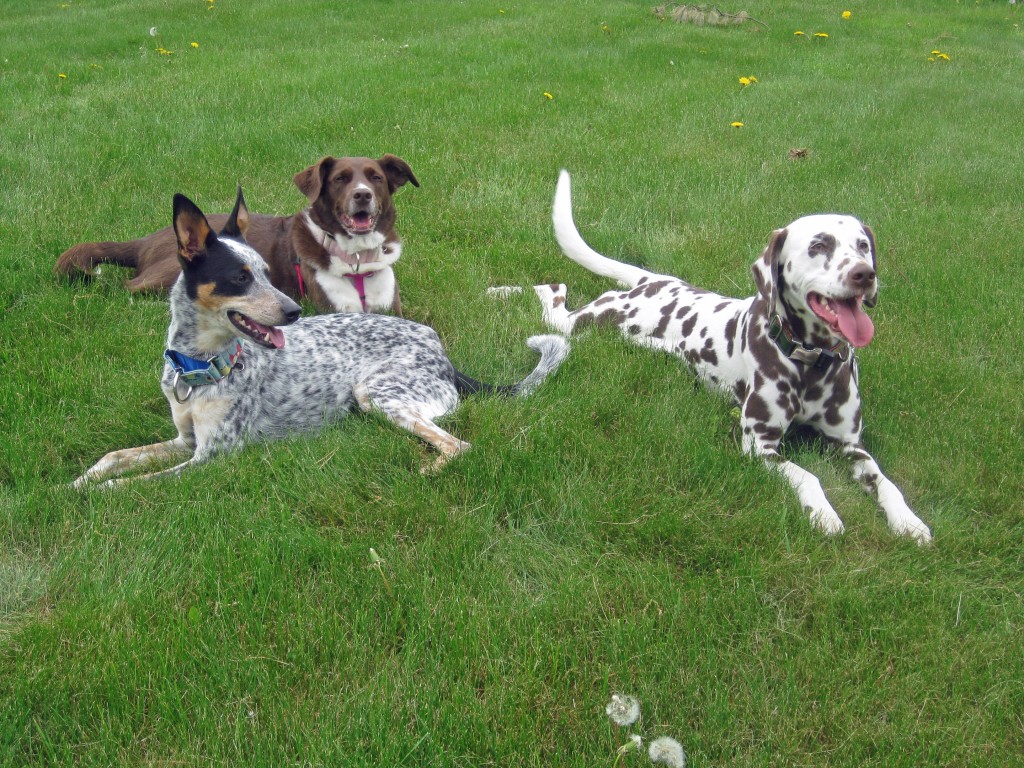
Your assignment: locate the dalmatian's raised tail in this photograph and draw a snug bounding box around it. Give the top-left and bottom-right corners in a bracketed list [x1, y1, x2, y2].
[552, 169, 654, 289]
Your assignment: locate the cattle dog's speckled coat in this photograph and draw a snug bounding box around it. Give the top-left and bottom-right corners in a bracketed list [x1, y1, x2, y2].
[73, 190, 568, 488]
[531, 171, 930, 542]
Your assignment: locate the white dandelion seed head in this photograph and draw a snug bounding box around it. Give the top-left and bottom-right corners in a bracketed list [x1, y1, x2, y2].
[149, 27, 158, 36]
[605, 693, 641, 727]
[648, 736, 686, 768]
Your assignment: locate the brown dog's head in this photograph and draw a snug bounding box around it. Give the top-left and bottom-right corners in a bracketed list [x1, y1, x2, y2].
[294, 155, 419, 239]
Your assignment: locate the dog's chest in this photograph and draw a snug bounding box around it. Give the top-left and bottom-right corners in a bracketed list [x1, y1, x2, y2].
[315, 265, 397, 313]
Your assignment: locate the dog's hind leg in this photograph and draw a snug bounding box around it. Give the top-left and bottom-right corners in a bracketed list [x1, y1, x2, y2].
[354, 383, 470, 472]
[71, 437, 194, 489]
[533, 283, 577, 335]
[841, 444, 932, 544]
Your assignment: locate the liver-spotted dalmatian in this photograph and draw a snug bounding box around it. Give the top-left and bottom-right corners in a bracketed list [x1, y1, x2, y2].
[529, 170, 931, 542]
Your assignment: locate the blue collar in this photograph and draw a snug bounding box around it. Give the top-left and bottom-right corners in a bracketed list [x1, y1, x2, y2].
[164, 338, 244, 402]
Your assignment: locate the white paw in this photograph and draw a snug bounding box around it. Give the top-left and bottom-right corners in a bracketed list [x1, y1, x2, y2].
[486, 286, 523, 298]
[890, 514, 933, 545]
[808, 506, 846, 536]
[533, 283, 567, 300]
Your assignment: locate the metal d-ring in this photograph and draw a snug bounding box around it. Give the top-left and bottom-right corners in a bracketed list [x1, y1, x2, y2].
[172, 372, 194, 404]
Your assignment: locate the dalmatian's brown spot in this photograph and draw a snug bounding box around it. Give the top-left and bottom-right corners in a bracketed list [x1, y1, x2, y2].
[700, 338, 718, 366]
[644, 281, 669, 298]
[745, 392, 771, 423]
[676, 305, 691, 320]
[595, 295, 614, 306]
[651, 300, 678, 339]
[574, 308, 625, 331]
[777, 392, 799, 419]
[724, 316, 738, 356]
[714, 302, 730, 313]
[809, 233, 837, 258]
[681, 315, 698, 337]
[804, 384, 824, 401]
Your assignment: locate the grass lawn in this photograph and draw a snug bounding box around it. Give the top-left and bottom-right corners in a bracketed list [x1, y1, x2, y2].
[1, 0, 1022, 765]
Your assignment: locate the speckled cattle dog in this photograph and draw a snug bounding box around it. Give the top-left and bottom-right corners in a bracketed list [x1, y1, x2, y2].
[72, 189, 568, 488]
[530, 170, 930, 542]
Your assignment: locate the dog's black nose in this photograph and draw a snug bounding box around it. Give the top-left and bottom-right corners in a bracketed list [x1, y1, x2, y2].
[352, 189, 374, 204]
[282, 298, 302, 324]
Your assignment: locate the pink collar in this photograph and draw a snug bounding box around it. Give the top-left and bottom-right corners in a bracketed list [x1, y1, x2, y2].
[346, 272, 371, 312]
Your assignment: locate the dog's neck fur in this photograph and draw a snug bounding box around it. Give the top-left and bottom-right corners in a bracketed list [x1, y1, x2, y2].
[302, 212, 396, 272]
[166, 281, 238, 358]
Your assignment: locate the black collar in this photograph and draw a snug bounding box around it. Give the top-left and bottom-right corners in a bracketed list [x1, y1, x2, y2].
[767, 315, 849, 369]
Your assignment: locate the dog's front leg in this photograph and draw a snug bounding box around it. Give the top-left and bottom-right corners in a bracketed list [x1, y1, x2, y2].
[842, 445, 932, 544]
[740, 407, 844, 534]
[71, 437, 194, 489]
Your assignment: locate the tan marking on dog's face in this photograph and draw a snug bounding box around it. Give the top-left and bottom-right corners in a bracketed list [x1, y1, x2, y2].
[195, 282, 231, 312]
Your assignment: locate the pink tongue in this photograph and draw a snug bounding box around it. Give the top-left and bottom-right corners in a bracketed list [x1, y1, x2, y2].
[249, 320, 286, 349]
[834, 299, 875, 347]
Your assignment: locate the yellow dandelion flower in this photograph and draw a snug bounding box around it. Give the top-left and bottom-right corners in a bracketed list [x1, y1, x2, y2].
[58, 72, 67, 79]
[739, 77, 751, 86]
[928, 57, 936, 62]
[731, 121, 744, 128]
[749, 75, 758, 83]
[191, 41, 200, 48]
[842, 11, 852, 19]
[543, 92, 553, 100]
[931, 50, 941, 55]
[938, 53, 950, 60]
[794, 30, 805, 36]
[815, 32, 829, 38]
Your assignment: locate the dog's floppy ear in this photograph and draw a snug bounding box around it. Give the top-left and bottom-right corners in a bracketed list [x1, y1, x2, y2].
[173, 194, 215, 264]
[751, 227, 788, 312]
[377, 154, 419, 192]
[294, 157, 335, 202]
[862, 224, 878, 308]
[221, 185, 250, 241]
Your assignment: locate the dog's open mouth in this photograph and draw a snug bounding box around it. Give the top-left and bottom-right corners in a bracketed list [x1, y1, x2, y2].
[341, 211, 376, 234]
[229, 312, 286, 349]
[808, 293, 875, 347]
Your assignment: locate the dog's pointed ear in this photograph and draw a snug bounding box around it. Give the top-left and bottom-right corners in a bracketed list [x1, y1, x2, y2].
[751, 227, 788, 311]
[862, 224, 878, 308]
[294, 157, 334, 202]
[221, 185, 250, 240]
[173, 193, 215, 264]
[377, 154, 419, 192]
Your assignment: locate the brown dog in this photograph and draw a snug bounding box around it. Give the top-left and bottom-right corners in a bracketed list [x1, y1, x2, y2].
[54, 155, 419, 315]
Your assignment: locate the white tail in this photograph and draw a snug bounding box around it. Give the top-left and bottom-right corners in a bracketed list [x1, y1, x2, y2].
[552, 170, 652, 289]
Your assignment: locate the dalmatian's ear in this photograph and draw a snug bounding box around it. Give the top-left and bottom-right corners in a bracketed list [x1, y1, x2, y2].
[863, 224, 878, 308]
[751, 227, 788, 310]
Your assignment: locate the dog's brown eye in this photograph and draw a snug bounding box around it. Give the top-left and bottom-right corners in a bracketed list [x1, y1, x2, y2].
[233, 271, 253, 286]
[857, 240, 869, 253]
[370, 173, 384, 183]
